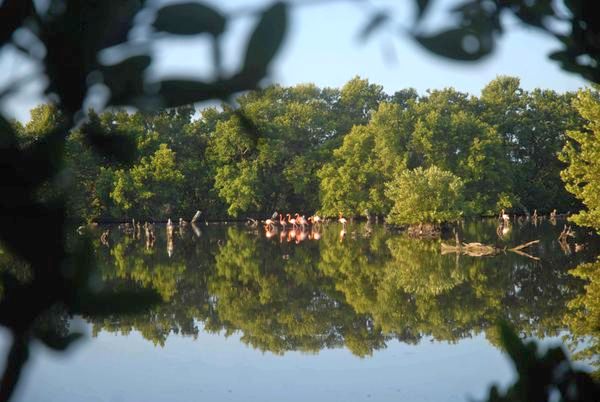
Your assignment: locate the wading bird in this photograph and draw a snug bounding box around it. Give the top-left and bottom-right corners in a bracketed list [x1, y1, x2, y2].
[310, 215, 322, 227]
[297, 214, 308, 231]
[500, 209, 510, 223]
[264, 218, 276, 231]
[287, 213, 297, 229]
[338, 212, 347, 229]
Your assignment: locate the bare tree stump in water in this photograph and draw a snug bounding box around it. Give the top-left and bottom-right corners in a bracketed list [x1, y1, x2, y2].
[191, 210, 202, 223]
[558, 224, 575, 242]
[407, 223, 441, 239]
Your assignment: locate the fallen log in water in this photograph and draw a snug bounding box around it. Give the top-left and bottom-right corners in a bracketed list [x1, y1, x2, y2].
[441, 240, 540, 260]
[441, 242, 499, 257]
[509, 240, 540, 251]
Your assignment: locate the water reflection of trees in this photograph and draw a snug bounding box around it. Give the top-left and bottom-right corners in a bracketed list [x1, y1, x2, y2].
[209, 228, 387, 356]
[562, 258, 600, 373]
[66, 222, 597, 365]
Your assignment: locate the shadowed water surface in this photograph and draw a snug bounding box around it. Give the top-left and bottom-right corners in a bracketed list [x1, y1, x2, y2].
[2, 218, 599, 401]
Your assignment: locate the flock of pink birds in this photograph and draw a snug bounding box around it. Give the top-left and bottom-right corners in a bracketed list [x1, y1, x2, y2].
[262, 212, 348, 243]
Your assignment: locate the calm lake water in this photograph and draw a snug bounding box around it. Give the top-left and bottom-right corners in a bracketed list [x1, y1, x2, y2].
[3, 218, 599, 402]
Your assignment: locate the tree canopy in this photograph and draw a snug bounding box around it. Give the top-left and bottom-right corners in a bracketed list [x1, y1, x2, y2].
[23, 76, 583, 223]
[385, 166, 465, 225]
[560, 89, 600, 231]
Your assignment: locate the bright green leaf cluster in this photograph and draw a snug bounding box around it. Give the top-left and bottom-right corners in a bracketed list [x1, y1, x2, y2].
[560, 89, 600, 232]
[385, 166, 465, 225]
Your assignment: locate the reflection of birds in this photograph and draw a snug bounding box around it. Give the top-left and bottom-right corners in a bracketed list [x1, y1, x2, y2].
[279, 214, 287, 230]
[296, 230, 307, 243]
[265, 228, 277, 239]
[287, 228, 297, 242]
[496, 222, 510, 238]
[575, 243, 586, 252]
[145, 223, 156, 248]
[500, 209, 510, 223]
[338, 212, 347, 228]
[167, 239, 174, 258]
[339, 228, 346, 242]
[100, 229, 110, 246]
[166, 218, 174, 238]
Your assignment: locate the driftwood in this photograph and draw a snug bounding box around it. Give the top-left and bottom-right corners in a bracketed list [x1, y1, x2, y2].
[510, 240, 540, 251]
[558, 224, 575, 242]
[441, 242, 499, 257]
[191, 210, 202, 223]
[441, 239, 540, 260]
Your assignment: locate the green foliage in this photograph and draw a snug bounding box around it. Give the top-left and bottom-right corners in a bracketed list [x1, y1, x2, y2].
[385, 166, 465, 225]
[563, 258, 600, 374]
[318, 125, 384, 216]
[318, 101, 411, 216]
[17, 104, 64, 146]
[408, 88, 511, 214]
[560, 89, 600, 231]
[112, 144, 185, 218]
[480, 77, 581, 213]
[206, 81, 385, 217]
[483, 322, 599, 402]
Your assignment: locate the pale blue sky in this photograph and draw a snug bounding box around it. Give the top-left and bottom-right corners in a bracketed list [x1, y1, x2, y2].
[0, 0, 589, 121]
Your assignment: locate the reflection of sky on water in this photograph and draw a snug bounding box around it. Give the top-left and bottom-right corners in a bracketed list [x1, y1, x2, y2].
[4, 323, 520, 402]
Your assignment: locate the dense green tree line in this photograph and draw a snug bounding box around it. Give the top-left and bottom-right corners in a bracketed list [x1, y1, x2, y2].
[14, 76, 587, 222]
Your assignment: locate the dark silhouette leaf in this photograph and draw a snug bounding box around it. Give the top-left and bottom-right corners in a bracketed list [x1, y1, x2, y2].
[84, 129, 137, 166]
[0, 0, 33, 45]
[242, 1, 288, 79]
[35, 331, 82, 351]
[415, 0, 431, 20]
[358, 12, 388, 42]
[102, 55, 152, 106]
[0, 115, 17, 148]
[153, 2, 226, 37]
[414, 28, 493, 61]
[157, 79, 232, 107]
[157, 72, 263, 107]
[549, 50, 572, 63]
